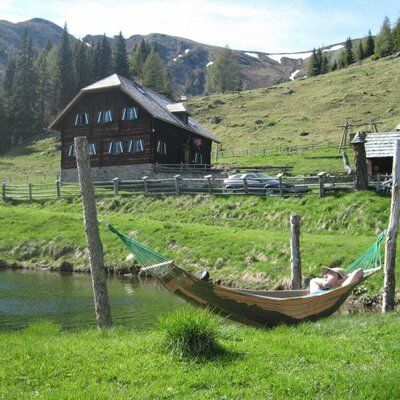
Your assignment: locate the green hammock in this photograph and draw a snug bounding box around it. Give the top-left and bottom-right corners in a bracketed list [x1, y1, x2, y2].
[105, 222, 385, 326]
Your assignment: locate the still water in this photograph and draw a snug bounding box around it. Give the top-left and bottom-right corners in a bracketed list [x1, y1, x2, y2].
[0, 269, 183, 331]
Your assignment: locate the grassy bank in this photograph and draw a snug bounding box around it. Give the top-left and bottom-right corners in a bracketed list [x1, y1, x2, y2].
[0, 312, 399, 399]
[0, 190, 397, 297]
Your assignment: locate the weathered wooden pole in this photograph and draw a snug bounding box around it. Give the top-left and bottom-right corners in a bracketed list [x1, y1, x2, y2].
[351, 132, 369, 190]
[290, 214, 302, 289]
[74, 136, 112, 328]
[382, 140, 400, 312]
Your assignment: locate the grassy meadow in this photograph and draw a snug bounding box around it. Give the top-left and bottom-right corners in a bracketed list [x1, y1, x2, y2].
[0, 313, 399, 399]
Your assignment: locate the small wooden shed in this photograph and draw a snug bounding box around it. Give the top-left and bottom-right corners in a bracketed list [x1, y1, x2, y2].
[365, 132, 400, 174]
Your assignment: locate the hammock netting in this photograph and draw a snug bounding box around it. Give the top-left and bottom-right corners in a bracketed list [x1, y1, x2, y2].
[105, 222, 385, 275]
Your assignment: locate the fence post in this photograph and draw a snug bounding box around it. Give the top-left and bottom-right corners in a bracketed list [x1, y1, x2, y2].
[318, 172, 326, 198]
[28, 183, 33, 200]
[276, 173, 284, 197]
[112, 177, 119, 196]
[142, 176, 148, 194]
[180, 162, 183, 173]
[56, 179, 61, 199]
[383, 140, 400, 312]
[376, 174, 380, 192]
[2, 183, 6, 200]
[205, 174, 213, 194]
[243, 176, 248, 195]
[174, 174, 181, 196]
[290, 214, 302, 290]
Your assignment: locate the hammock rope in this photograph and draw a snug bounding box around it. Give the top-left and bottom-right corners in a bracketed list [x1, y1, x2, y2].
[104, 222, 385, 275]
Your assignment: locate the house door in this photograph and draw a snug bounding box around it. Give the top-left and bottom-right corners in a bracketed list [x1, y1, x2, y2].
[183, 145, 190, 164]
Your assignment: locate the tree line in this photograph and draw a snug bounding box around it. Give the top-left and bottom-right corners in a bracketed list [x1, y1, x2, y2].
[308, 16, 400, 76]
[0, 23, 241, 155]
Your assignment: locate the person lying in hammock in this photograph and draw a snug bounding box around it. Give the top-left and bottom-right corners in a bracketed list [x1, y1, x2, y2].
[309, 267, 364, 294]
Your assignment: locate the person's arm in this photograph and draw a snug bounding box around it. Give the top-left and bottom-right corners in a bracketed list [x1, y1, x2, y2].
[309, 277, 325, 293]
[341, 268, 364, 287]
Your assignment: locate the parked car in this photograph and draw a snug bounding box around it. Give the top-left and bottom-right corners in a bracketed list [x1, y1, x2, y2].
[223, 173, 310, 195]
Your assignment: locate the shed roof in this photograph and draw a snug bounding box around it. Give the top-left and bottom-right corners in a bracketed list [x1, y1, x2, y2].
[49, 74, 220, 143]
[365, 132, 400, 158]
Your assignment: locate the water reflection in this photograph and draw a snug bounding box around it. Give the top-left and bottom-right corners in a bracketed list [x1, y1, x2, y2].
[0, 269, 183, 331]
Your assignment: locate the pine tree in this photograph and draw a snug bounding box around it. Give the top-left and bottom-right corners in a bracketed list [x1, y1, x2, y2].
[330, 60, 338, 71]
[113, 31, 129, 77]
[365, 29, 375, 57]
[35, 44, 53, 129]
[73, 40, 91, 91]
[356, 40, 365, 61]
[11, 30, 39, 142]
[338, 50, 347, 69]
[129, 39, 151, 81]
[320, 53, 329, 74]
[206, 46, 241, 93]
[393, 17, 400, 52]
[0, 93, 11, 153]
[54, 23, 75, 110]
[142, 49, 173, 97]
[3, 58, 16, 98]
[345, 37, 355, 65]
[307, 48, 321, 76]
[92, 34, 112, 80]
[375, 16, 394, 57]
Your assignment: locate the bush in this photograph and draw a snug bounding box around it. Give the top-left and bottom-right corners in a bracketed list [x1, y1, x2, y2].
[158, 306, 223, 359]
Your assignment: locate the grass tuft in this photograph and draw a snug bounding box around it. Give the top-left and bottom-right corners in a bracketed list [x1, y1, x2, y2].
[158, 306, 224, 359]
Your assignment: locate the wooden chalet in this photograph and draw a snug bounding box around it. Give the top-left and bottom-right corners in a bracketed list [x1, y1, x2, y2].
[365, 132, 400, 175]
[50, 74, 220, 182]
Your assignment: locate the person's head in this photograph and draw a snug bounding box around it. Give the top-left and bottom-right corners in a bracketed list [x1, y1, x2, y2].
[321, 267, 348, 288]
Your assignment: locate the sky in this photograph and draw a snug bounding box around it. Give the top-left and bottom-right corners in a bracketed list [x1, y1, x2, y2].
[1, 0, 400, 53]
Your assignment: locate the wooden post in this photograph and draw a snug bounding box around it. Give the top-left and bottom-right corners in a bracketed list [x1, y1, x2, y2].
[2, 183, 6, 200]
[318, 172, 326, 198]
[376, 173, 380, 193]
[112, 177, 119, 196]
[174, 174, 181, 196]
[243, 176, 248, 195]
[276, 173, 284, 197]
[56, 179, 61, 199]
[28, 183, 32, 200]
[351, 132, 368, 190]
[74, 136, 112, 329]
[290, 214, 302, 290]
[142, 176, 148, 194]
[205, 174, 213, 194]
[382, 140, 400, 312]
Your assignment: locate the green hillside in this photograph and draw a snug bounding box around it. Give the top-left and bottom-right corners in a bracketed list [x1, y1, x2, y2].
[1, 56, 400, 183]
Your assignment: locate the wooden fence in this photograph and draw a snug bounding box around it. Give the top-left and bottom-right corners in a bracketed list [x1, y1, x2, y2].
[1, 173, 392, 201]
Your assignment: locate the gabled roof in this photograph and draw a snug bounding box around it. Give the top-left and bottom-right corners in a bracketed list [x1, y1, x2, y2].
[365, 132, 400, 158]
[49, 74, 220, 143]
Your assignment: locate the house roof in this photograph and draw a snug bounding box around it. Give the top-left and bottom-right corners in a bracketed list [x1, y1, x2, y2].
[365, 132, 400, 158]
[49, 74, 220, 143]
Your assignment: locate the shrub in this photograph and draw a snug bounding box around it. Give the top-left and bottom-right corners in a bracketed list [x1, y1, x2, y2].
[158, 306, 223, 359]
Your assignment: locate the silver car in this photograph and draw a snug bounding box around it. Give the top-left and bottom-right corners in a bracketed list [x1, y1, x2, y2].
[223, 173, 310, 195]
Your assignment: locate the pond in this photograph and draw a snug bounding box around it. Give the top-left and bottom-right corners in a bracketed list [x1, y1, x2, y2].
[0, 269, 183, 331]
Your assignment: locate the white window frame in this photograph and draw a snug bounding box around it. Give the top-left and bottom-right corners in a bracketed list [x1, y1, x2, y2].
[156, 140, 167, 155]
[68, 144, 75, 157]
[108, 141, 124, 155]
[97, 110, 113, 124]
[122, 106, 139, 121]
[88, 143, 97, 156]
[74, 113, 89, 126]
[128, 139, 144, 153]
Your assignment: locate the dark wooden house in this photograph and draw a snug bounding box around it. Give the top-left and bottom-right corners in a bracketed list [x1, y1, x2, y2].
[50, 74, 220, 182]
[365, 132, 400, 175]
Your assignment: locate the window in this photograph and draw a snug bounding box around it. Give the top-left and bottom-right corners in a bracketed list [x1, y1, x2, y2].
[156, 140, 167, 155]
[88, 143, 97, 156]
[67, 143, 96, 157]
[122, 106, 139, 121]
[68, 144, 75, 157]
[108, 141, 124, 155]
[194, 152, 203, 164]
[97, 110, 113, 124]
[74, 113, 89, 126]
[128, 139, 144, 153]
